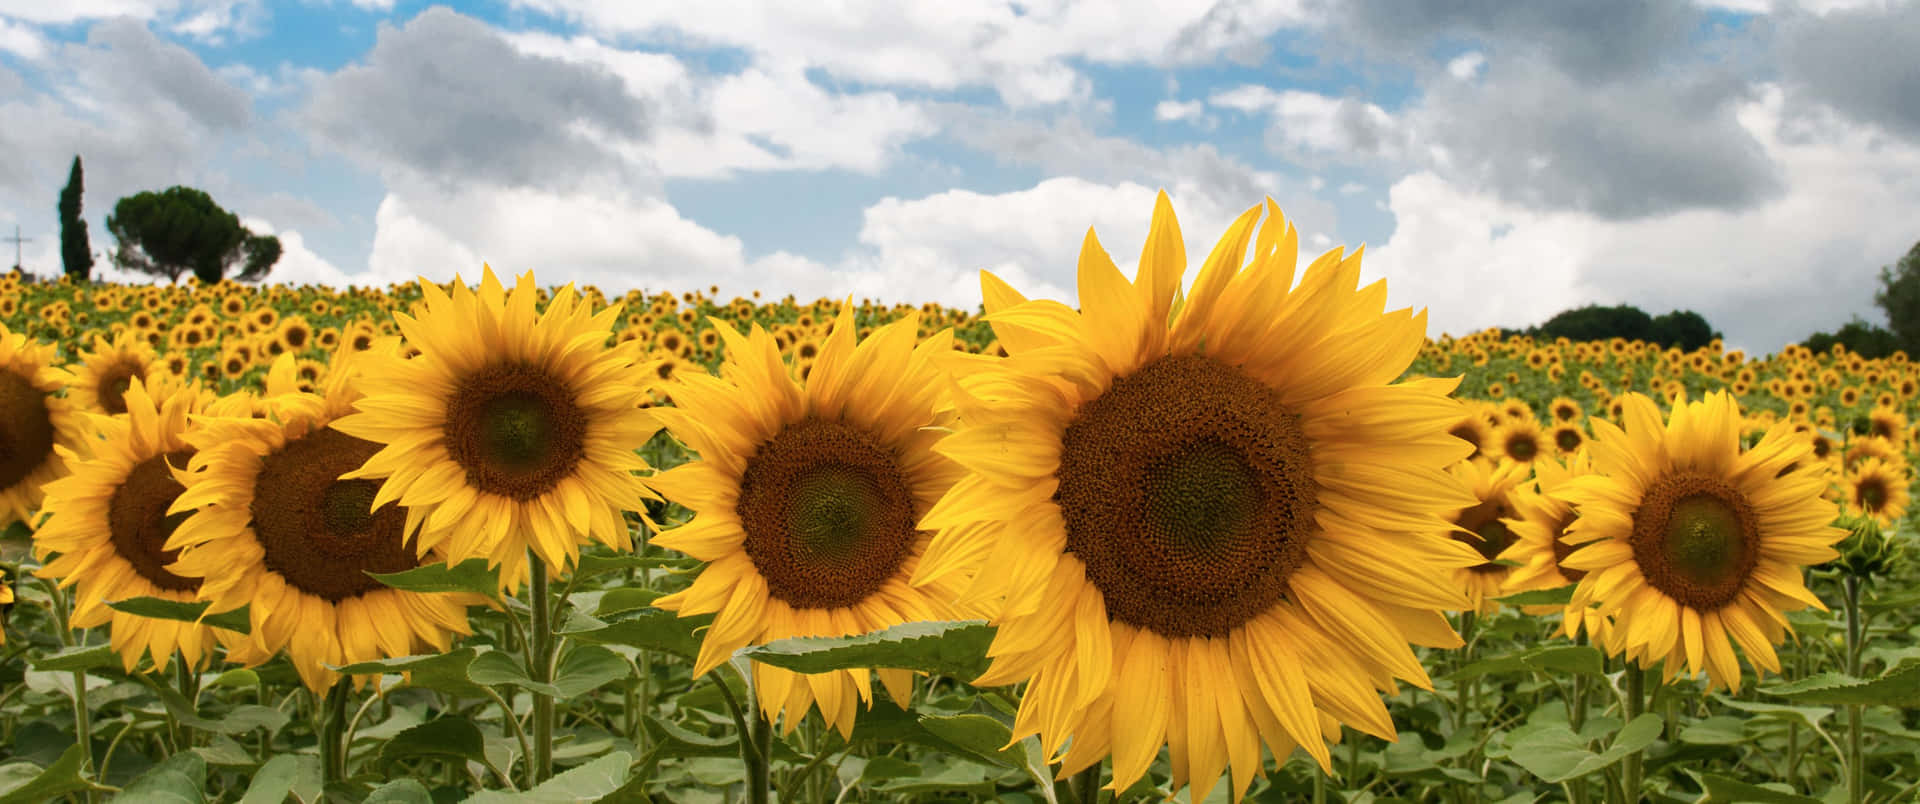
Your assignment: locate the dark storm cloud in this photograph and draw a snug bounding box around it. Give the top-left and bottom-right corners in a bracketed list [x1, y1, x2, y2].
[1293, 0, 1782, 219]
[1416, 60, 1784, 219]
[301, 7, 654, 192]
[71, 18, 253, 130]
[933, 104, 1330, 217]
[1779, 3, 1920, 141]
[1328, 0, 1699, 82]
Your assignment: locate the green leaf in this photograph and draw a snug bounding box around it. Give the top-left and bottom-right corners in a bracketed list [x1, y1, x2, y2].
[238, 755, 300, 804]
[1715, 698, 1834, 730]
[1446, 644, 1603, 681]
[1677, 716, 1749, 746]
[105, 597, 251, 634]
[465, 750, 632, 803]
[573, 553, 677, 581]
[334, 648, 486, 698]
[1760, 658, 1920, 707]
[1689, 771, 1822, 803]
[119, 751, 208, 804]
[593, 588, 664, 617]
[362, 778, 435, 804]
[551, 645, 631, 698]
[742, 620, 995, 679]
[369, 558, 500, 596]
[190, 735, 257, 767]
[1505, 713, 1663, 783]
[0, 745, 95, 804]
[468, 651, 560, 698]
[208, 668, 260, 689]
[562, 609, 710, 659]
[1497, 585, 1575, 606]
[379, 718, 489, 769]
[30, 644, 117, 672]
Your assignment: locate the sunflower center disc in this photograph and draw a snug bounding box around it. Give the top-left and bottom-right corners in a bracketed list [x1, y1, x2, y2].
[0, 370, 56, 490]
[1057, 355, 1314, 639]
[97, 360, 140, 415]
[252, 427, 420, 602]
[107, 451, 200, 592]
[1546, 512, 1589, 582]
[1506, 433, 1538, 461]
[1630, 473, 1760, 610]
[1555, 429, 1582, 453]
[1857, 478, 1887, 511]
[737, 418, 917, 610]
[443, 364, 587, 500]
[1452, 497, 1518, 573]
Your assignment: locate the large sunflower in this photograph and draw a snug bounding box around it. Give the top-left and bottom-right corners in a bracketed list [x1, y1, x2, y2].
[1560, 391, 1844, 691]
[0, 323, 85, 528]
[32, 379, 236, 672]
[167, 349, 480, 693]
[331, 267, 660, 591]
[649, 306, 970, 738]
[67, 330, 161, 416]
[917, 194, 1480, 801]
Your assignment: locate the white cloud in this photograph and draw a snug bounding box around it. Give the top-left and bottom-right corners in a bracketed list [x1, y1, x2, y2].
[504, 0, 1315, 107]
[1366, 84, 1920, 352]
[1154, 98, 1205, 122]
[1446, 50, 1485, 80]
[501, 32, 934, 180]
[1338, 181, 1367, 195]
[1207, 85, 1408, 162]
[237, 217, 356, 287]
[0, 17, 49, 60]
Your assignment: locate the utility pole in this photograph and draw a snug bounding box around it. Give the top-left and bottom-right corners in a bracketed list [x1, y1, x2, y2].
[4, 225, 29, 271]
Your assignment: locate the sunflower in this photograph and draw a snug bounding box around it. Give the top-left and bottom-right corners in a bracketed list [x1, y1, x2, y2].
[67, 330, 160, 416]
[1839, 457, 1910, 530]
[1497, 453, 1615, 645]
[1446, 458, 1532, 613]
[1488, 416, 1548, 465]
[1548, 422, 1587, 457]
[917, 194, 1479, 801]
[31, 379, 236, 672]
[648, 305, 970, 738]
[1560, 391, 1844, 691]
[1449, 408, 1495, 461]
[1549, 396, 1583, 423]
[331, 267, 659, 591]
[1, 323, 86, 528]
[166, 349, 479, 692]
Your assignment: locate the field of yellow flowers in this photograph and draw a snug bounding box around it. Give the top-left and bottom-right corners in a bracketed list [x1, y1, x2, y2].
[0, 195, 1915, 803]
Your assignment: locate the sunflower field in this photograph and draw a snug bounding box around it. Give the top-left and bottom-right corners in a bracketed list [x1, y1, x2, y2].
[0, 194, 1915, 804]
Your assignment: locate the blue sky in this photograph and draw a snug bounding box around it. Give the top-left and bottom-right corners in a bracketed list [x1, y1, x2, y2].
[2, 0, 1918, 352]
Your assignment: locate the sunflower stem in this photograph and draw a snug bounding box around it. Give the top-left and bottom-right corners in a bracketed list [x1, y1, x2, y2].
[319, 678, 351, 789]
[1071, 763, 1102, 804]
[528, 553, 556, 786]
[1843, 575, 1864, 804]
[1621, 662, 1644, 802]
[44, 578, 96, 801]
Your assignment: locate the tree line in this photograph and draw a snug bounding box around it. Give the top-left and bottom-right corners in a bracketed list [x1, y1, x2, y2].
[1491, 246, 1916, 359]
[56, 155, 281, 285]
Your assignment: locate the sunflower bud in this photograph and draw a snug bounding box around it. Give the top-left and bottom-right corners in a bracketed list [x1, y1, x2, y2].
[1825, 516, 1904, 579]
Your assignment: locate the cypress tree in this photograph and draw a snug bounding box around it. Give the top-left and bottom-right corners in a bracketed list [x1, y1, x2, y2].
[58, 155, 93, 281]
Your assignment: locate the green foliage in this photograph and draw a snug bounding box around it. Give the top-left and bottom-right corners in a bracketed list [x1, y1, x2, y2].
[1803, 316, 1901, 359]
[105, 186, 281, 284]
[741, 620, 996, 679]
[1877, 240, 1920, 357]
[1526, 303, 1722, 350]
[56, 156, 92, 282]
